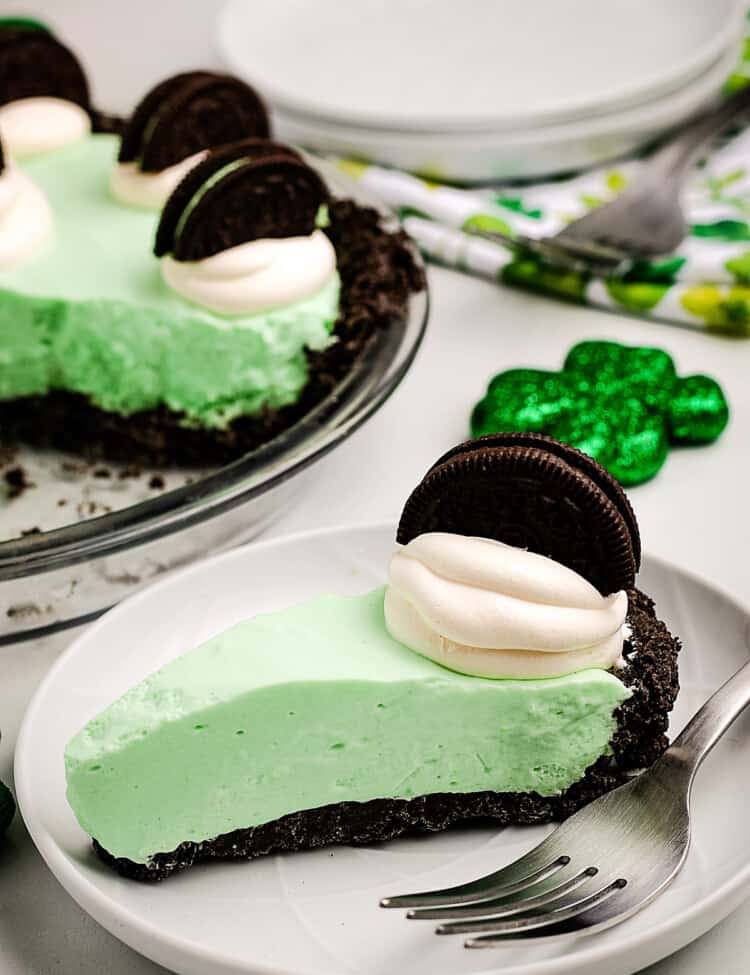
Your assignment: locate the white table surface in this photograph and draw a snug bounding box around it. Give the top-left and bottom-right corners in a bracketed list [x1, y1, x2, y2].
[2, 2, 750, 973]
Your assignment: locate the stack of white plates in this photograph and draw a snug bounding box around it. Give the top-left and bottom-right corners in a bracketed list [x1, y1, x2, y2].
[218, 0, 744, 183]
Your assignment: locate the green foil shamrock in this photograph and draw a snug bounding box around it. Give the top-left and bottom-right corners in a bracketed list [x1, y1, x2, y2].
[471, 340, 729, 485]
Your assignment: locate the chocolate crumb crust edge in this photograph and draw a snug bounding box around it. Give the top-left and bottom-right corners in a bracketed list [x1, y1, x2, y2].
[93, 587, 680, 882]
[0, 199, 426, 467]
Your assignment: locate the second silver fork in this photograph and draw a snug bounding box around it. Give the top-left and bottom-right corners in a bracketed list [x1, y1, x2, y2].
[465, 82, 750, 275]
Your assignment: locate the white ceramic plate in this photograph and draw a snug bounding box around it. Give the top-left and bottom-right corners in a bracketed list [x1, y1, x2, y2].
[274, 37, 740, 183]
[15, 523, 750, 975]
[218, 0, 742, 132]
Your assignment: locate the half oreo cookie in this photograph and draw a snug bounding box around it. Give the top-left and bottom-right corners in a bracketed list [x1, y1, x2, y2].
[118, 71, 270, 172]
[154, 140, 328, 261]
[397, 433, 640, 595]
[0, 25, 89, 110]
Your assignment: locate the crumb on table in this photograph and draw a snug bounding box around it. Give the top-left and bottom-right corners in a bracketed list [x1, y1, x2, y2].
[3, 466, 34, 499]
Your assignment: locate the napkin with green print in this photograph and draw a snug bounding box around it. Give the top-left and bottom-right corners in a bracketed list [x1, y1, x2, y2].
[333, 35, 750, 335]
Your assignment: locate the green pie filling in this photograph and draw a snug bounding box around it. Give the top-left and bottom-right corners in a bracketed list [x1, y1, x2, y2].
[64, 588, 630, 864]
[0, 136, 340, 428]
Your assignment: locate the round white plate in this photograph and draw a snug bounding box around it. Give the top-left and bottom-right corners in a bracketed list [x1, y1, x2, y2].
[274, 37, 740, 183]
[15, 523, 750, 975]
[218, 0, 742, 132]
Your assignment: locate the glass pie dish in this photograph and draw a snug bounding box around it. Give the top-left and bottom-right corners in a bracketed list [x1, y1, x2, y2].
[0, 159, 429, 643]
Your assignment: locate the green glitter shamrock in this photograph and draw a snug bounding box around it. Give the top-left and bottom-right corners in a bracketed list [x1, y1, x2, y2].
[471, 340, 729, 485]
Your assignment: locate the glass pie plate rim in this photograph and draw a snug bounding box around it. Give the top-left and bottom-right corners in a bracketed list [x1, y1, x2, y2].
[0, 157, 429, 590]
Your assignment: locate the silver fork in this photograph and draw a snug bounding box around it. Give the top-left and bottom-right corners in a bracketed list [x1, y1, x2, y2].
[380, 657, 750, 948]
[465, 83, 750, 276]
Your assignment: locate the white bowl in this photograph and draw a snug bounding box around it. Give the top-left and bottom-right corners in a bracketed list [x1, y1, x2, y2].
[219, 0, 743, 133]
[273, 37, 741, 183]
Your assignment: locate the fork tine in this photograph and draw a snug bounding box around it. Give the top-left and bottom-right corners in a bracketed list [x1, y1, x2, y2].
[406, 866, 598, 921]
[435, 878, 627, 940]
[379, 854, 570, 910]
[541, 233, 630, 267]
[462, 226, 628, 276]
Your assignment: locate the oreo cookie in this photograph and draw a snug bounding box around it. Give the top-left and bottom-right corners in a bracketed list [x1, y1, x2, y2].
[154, 140, 328, 261]
[118, 71, 270, 172]
[0, 26, 89, 110]
[397, 433, 640, 595]
[155, 137, 302, 255]
[429, 432, 641, 565]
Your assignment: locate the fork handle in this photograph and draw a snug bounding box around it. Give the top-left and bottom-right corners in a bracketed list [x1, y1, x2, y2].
[644, 83, 750, 186]
[665, 656, 750, 779]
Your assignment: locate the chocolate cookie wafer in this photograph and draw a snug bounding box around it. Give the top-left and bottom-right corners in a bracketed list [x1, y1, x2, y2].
[155, 143, 328, 261]
[154, 137, 302, 255]
[428, 431, 642, 565]
[119, 71, 270, 172]
[397, 434, 638, 595]
[0, 26, 89, 109]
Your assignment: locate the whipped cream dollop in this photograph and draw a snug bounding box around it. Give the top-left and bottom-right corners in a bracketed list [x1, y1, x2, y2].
[384, 533, 628, 680]
[110, 151, 207, 210]
[0, 96, 91, 159]
[161, 229, 337, 316]
[0, 164, 52, 268]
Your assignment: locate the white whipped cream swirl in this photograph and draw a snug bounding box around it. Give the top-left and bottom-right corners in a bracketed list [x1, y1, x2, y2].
[161, 229, 337, 316]
[110, 151, 207, 210]
[384, 533, 628, 680]
[0, 164, 52, 268]
[0, 96, 90, 159]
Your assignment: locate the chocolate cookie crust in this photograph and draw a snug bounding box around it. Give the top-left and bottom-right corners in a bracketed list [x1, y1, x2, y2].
[0, 199, 425, 466]
[93, 587, 680, 882]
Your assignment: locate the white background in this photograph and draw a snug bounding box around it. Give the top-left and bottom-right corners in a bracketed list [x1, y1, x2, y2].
[2, 2, 750, 973]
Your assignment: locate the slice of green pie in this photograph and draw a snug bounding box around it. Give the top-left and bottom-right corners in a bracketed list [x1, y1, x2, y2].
[64, 436, 680, 881]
